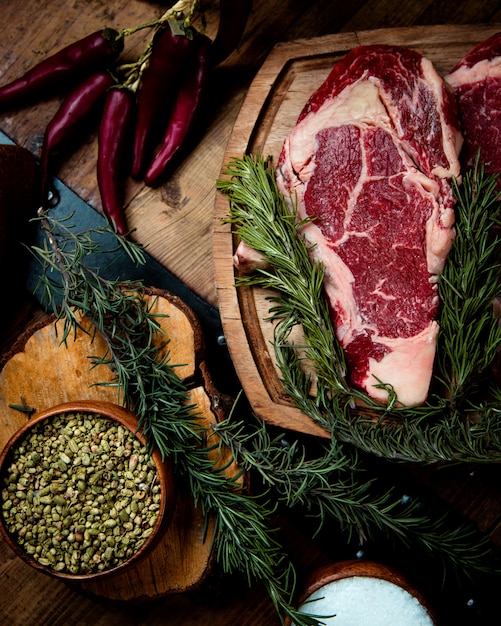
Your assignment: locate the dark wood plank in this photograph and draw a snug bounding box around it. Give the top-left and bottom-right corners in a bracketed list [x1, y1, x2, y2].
[1, 0, 501, 624]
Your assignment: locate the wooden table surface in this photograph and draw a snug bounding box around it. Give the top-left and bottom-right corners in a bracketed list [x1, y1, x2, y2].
[1, 1, 501, 625]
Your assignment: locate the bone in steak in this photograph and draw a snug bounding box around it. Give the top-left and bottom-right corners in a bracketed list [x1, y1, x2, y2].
[275, 45, 462, 406]
[445, 32, 501, 188]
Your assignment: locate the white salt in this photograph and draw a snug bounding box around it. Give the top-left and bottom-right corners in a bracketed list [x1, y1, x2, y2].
[296, 576, 434, 626]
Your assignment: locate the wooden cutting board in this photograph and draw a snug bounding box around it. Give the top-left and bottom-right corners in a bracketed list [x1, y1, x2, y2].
[0, 288, 233, 601]
[213, 23, 501, 439]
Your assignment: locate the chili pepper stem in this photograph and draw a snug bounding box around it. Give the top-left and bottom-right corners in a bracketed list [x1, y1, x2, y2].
[117, 0, 201, 92]
[119, 0, 199, 39]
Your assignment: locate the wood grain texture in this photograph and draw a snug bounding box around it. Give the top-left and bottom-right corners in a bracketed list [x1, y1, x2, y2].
[1, 0, 501, 623]
[0, 290, 225, 601]
[214, 23, 501, 437]
[0, 0, 226, 305]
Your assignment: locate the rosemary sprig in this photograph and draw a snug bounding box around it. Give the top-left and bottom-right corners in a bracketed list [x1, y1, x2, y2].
[219, 156, 348, 394]
[31, 210, 198, 452]
[218, 153, 501, 463]
[31, 209, 324, 626]
[436, 155, 501, 402]
[279, 343, 501, 463]
[213, 410, 496, 580]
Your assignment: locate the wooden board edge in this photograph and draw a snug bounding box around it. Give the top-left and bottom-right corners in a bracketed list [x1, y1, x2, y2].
[213, 23, 501, 439]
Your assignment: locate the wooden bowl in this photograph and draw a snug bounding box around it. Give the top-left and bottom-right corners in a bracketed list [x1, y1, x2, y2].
[286, 560, 437, 625]
[0, 400, 176, 581]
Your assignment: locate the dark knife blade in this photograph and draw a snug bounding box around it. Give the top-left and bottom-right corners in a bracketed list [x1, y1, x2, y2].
[0, 130, 238, 393]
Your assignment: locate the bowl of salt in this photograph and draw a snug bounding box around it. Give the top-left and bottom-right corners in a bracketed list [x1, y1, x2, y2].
[288, 560, 437, 626]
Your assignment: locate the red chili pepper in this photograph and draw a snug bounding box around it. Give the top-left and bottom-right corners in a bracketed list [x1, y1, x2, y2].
[40, 71, 116, 200]
[144, 35, 212, 187]
[97, 87, 136, 236]
[0, 28, 123, 107]
[210, 0, 252, 66]
[130, 23, 196, 179]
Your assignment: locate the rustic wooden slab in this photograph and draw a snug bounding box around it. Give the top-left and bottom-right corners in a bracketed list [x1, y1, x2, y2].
[0, 289, 227, 601]
[213, 23, 501, 438]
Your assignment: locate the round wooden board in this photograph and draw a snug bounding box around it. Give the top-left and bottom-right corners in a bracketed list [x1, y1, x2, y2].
[0, 288, 229, 601]
[213, 23, 501, 439]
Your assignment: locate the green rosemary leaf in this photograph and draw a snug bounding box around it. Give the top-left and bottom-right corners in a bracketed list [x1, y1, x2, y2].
[31, 207, 322, 626]
[214, 410, 496, 579]
[218, 153, 501, 464]
[436, 156, 501, 401]
[219, 155, 348, 394]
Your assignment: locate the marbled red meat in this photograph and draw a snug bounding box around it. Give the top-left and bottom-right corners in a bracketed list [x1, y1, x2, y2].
[445, 32, 501, 188]
[276, 45, 462, 405]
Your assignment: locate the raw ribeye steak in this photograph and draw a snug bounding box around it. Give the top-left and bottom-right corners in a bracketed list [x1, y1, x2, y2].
[445, 32, 501, 187]
[276, 45, 462, 406]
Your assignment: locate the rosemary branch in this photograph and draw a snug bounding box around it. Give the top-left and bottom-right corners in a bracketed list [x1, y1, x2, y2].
[217, 153, 501, 464]
[31, 209, 323, 626]
[219, 156, 348, 394]
[213, 409, 496, 580]
[436, 156, 501, 402]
